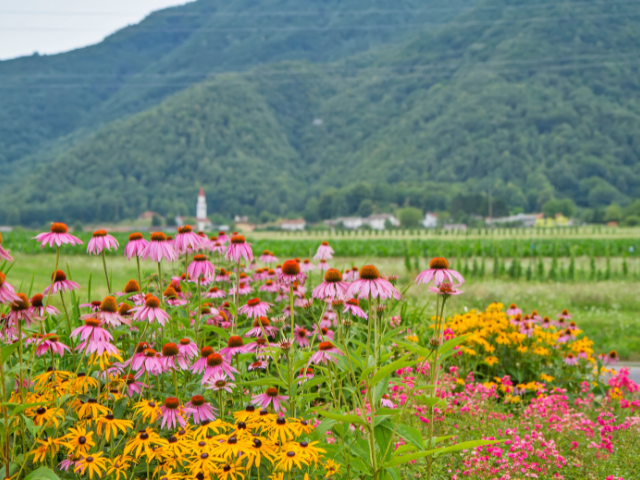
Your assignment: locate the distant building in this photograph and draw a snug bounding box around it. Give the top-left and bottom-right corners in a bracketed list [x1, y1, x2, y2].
[534, 213, 571, 228]
[235, 221, 255, 232]
[234, 215, 249, 223]
[196, 188, 212, 231]
[423, 212, 438, 228]
[138, 211, 163, 221]
[367, 214, 400, 230]
[488, 213, 540, 228]
[281, 219, 306, 231]
[444, 224, 467, 231]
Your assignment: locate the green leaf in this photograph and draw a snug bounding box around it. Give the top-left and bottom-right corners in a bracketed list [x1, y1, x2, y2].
[437, 334, 471, 360]
[374, 421, 395, 463]
[395, 340, 431, 358]
[313, 409, 366, 427]
[382, 422, 424, 450]
[239, 378, 287, 389]
[12, 402, 48, 416]
[383, 439, 502, 468]
[370, 355, 419, 387]
[415, 395, 447, 409]
[24, 466, 60, 480]
[1, 340, 21, 364]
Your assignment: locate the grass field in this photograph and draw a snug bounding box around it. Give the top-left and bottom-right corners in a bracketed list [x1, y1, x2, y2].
[4, 253, 639, 361]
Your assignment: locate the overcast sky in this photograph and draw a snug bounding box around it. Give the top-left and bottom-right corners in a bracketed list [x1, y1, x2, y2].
[0, 0, 189, 60]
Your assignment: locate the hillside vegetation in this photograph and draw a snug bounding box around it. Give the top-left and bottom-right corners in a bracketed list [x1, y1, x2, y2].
[2, 0, 640, 225]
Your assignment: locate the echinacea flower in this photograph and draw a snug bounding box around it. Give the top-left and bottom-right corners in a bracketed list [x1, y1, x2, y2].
[176, 337, 198, 367]
[124, 232, 148, 260]
[35, 333, 71, 357]
[381, 394, 396, 409]
[316, 259, 330, 271]
[428, 281, 463, 296]
[160, 397, 191, 430]
[278, 260, 307, 286]
[205, 372, 235, 393]
[131, 295, 170, 326]
[293, 326, 310, 347]
[506, 303, 522, 317]
[601, 350, 619, 365]
[346, 265, 400, 300]
[225, 235, 253, 263]
[229, 282, 253, 297]
[259, 250, 278, 264]
[564, 353, 578, 366]
[131, 348, 164, 375]
[187, 254, 215, 279]
[161, 342, 181, 370]
[415, 257, 465, 287]
[44, 269, 81, 295]
[312, 268, 349, 300]
[7, 293, 41, 328]
[300, 259, 315, 273]
[239, 298, 273, 319]
[216, 268, 232, 283]
[122, 373, 145, 397]
[86, 230, 119, 255]
[87, 295, 130, 327]
[245, 317, 279, 338]
[308, 341, 343, 365]
[252, 387, 288, 413]
[0, 233, 13, 262]
[142, 232, 177, 262]
[174, 225, 204, 254]
[203, 352, 239, 381]
[343, 266, 360, 281]
[205, 286, 226, 299]
[29, 293, 59, 316]
[185, 395, 217, 423]
[313, 241, 334, 261]
[0, 272, 19, 304]
[259, 280, 279, 293]
[558, 309, 573, 320]
[34, 222, 83, 249]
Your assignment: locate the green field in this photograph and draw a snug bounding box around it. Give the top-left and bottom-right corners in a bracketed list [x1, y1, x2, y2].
[3, 252, 639, 361]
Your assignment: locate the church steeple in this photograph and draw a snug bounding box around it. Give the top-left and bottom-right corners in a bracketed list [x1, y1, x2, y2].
[196, 187, 207, 231]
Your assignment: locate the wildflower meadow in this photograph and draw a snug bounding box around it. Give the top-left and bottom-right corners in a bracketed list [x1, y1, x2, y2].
[0, 225, 638, 480]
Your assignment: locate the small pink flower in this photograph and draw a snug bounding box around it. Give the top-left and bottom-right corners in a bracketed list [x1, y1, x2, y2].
[142, 232, 177, 262]
[33, 223, 83, 249]
[347, 265, 400, 300]
[300, 259, 315, 272]
[43, 270, 81, 296]
[205, 372, 235, 393]
[7, 293, 41, 328]
[252, 387, 288, 412]
[202, 352, 239, 382]
[124, 232, 148, 260]
[238, 298, 273, 319]
[245, 317, 279, 338]
[131, 347, 164, 375]
[259, 250, 279, 264]
[86, 229, 119, 255]
[313, 241, 334, 261]
[205, 286, 227, 299]
[564, 353, 578, 366]
[428, 281, 463, 296]
[82, 296, 130, 328]
[0, 234, 13, 262]
[174, 225, 204, 255]
[309, 341, 343, 365]
[225, 235, 253, 264]
[220, 336, 255, 360]
[293, 326, 310, 347]
[185, 395, 217, 423]
[131, 295, 170, 326]
[312, 269, 349, 300]
[187, 254, 215, 279]
[229, 282, 253, 297]
[0, 272, 19, 305]
[34, 334, 71, 358]
[381, 394, 396, 409]
[70, 318, 118, 356]
[259, 280, 280, 293]
[506, 303, 522, 317]
[278, 260, 307, 286]
[343, 298, 368, 319]
[415, 257, 464, 286]
[160, 397, 192, 430]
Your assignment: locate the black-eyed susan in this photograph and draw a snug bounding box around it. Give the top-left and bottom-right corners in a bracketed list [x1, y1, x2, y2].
[96, 414, 133, 441]
[70, 372, 99, 394]
[32, 405, 64, 428]
[214, 463, 246, 480]
[105, 455, 132, 480]
[76, 398, 111, 419]
[267, 417, 298, 444]
[34, 368, 73, 392]
[211, 434, 252, 461]
[153, 457, 181, 477]
[133, 398, 162, 423]
[155, 467, 184, 480]
[88, 350, 124, 371]
[124, 428, 168, 459]
[246, 408, 277, 429]
[74, 452, 108, 480]
[323, 459, 340, 478]
[163, 434, 192, 458]
[230, 420, 253, 440]
[233, 405, 259, 424]
[63, 426, 96, 454]
[244, 436, 276, 470]
[29, 437, 65, 463]
[274, 449, 308, 472]
[192, 418, 229, 440]
[284, 440, 325, 464]
[187, 451, 219, 476]
[291, 418, 315, 435]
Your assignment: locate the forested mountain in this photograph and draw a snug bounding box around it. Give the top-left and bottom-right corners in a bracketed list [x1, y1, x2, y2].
[2, 0, 640, 226]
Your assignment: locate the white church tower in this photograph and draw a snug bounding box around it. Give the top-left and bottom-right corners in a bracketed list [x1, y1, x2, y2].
[196, 187, 207, 231]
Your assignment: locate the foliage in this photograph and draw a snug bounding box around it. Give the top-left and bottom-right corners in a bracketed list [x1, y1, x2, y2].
[397, 207, 423, 228]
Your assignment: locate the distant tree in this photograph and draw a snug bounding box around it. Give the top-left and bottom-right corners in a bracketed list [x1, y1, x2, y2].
[542, 198, 576, 218]
[623, 215, 640, 226]
[303, 198, 320, 223]
[357, 199, 374, 217]
[152, 214, 162, 227]
[604, 203, 623, 223]
[623, 199, 640, 219]
[73, 221, 84, 233]
[398, 207, 423, 228]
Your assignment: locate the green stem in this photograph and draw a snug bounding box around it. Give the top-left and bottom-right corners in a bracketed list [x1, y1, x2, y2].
[59, 292, 77, 369]
[136, 255, 144, 293]
[101, 250, 111, 294]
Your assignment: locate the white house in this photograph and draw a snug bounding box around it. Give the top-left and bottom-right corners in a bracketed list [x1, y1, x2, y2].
[423, 212, 438, 228]
[196, 188, 212, 232]
[367, 214, 400, 230]
[341, 217, 364, 229]
[281, 219, 306, 231]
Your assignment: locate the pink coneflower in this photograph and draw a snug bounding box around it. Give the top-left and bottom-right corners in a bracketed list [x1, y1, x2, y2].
[568, 321, 578, 331]
[217, 231, 230, 244]
[124, 232, 148, 260]
[85, 296, 130, 328]
[132, 348, 164, 375]
[0, 233, 13, 262]
[220, 336, 255, 359]
[267, 268, 278, 278]
[70, 318, 118, 356]
[313, 325, 335, 341]
[132, 295, 170, 326]
[259, 280, 280, 293]
[142, 232, 177, 262]
[312, 269, 349, 300]
[205, 286, 226, 299]
[185, 395, 217, 423]
[7, 294, 41, 328]
[530, 310, 543, 322]
[316, 259, 330, 271]
[540, 316, 552, 328]
[309, 341, 344, 365]
[187, 254, 215, 280]
[297, 367, 314, 383]
[161, 343, 181, 370]
[202, 352, 239, 381]
[238, 298, 273, 319]
[33, 222, 83, 249]
[80, 300, 103, 312]
[238, 272, 253, 283]
[558, 309, 572, 320]
[300, 259, 315, 273]
[123, 342, 151, 369]
[216, 268, 232, 283]
[209, 241, 226, 255]
[564, 353, 578, 366]
[381, 394, 396, 409]
[43, 270, 81, 296]
[601, 350, 619, 365]
[163, 286, 187, 307]
[557, 328, 574, 343]
[0, 272, 19, 305]
[122, 373, 145, 397]
[313, 241, 334, 261]
[245, 317, 279, 338]
[191, 346, 215, 374]
[415, 257, 465, 287]
[225, 235, 253, 263]
[578, 350, 588, 360]
[34, 334, 71, 358]
[251, 388, 288, 412]
[248, 360, 268, 371]
[428, 281, 463, 296]
[206, 372, 235, 393]
[160, 397, 191, 430]
[346, 265, 400, 300]
[176, 338, 198, 368]
[293, 326, 310, 347]
[253, 268, 267, 281]
[520, 322, 535, 338]
[506, 304, 522, 317]
[343, 266, 359, 282]
[278, 260, 307, 286]
[86, 229, 119, 255]
[259, 250, 278, 264]
[29, 293, 59, 316]
[175, 225, 204, 255]
[229, 282, 252, 297]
